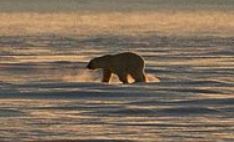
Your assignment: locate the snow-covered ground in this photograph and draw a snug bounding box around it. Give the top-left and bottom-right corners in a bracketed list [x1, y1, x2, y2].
[0, 3, 234, 141]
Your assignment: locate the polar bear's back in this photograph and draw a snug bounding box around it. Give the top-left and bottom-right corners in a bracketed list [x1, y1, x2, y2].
[110, 52, 145, 72]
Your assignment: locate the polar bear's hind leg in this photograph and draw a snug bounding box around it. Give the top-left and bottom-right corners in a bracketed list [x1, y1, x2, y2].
[130, 71, 146, 83]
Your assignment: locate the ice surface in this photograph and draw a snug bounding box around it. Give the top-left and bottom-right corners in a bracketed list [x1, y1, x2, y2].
[0, 5, 234, 142]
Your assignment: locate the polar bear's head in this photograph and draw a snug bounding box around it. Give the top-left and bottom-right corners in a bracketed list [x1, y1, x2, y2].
[87, 55, 111, 70]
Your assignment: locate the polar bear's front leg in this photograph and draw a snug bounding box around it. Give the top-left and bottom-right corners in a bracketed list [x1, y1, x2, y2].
[102, 69, 112, 83]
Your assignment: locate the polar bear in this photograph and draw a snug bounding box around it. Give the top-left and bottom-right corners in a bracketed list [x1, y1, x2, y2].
[86, 52, 146, 84]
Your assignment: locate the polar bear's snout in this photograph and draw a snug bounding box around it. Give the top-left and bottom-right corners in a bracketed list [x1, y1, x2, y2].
[86, 62, 92, 69]
[86, 60, 95, 70]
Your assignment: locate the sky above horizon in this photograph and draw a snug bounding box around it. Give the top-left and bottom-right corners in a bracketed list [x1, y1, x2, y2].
[0, 0, 234, 12]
